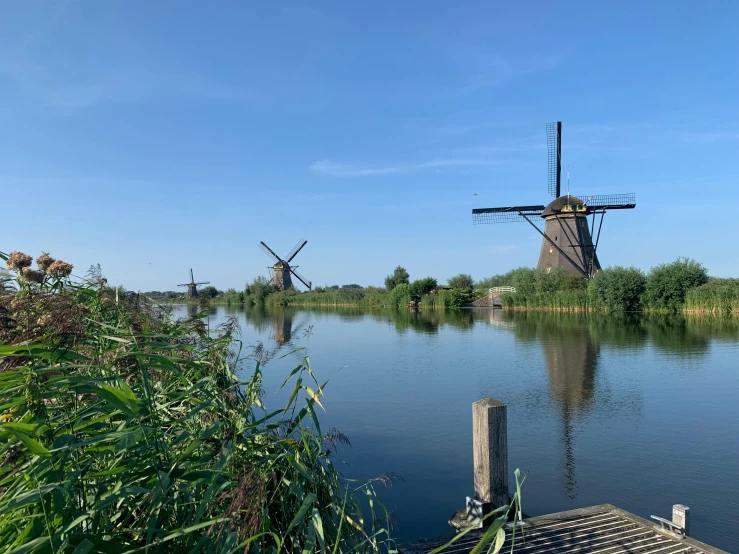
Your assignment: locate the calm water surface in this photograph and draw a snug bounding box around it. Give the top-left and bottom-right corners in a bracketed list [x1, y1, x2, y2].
[180, 305, 739, 551]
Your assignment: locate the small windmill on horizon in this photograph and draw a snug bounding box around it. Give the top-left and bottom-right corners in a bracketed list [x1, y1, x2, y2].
[472, 122, 636, 278]
[178, 269, 209, 298]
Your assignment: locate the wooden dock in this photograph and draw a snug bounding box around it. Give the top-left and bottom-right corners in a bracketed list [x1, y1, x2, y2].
[398, 397, 728, 554]
[398, 504, 728, 554]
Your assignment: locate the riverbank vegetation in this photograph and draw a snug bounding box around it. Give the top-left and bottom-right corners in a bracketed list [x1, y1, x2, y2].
[492, 258, 738, 315]
[142, 257, 737, 316]
[0, 250, 394, 553]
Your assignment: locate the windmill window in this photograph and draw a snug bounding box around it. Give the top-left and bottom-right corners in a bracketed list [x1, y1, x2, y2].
[549, 246, 554, 253]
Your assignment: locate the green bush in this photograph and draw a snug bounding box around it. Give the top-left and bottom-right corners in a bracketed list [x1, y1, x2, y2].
[644, 258, 708, 311]
[388, 283, 411, 306]
[447, 274, 474, 292]
[265, 287, 299, 306]
[433, 288, 472, 308]
[589, 266, 646, 312]
[409, 277, 437, 298]
[245, 275, 275, 305]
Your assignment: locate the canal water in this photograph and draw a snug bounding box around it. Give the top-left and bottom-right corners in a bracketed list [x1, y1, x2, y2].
[179, 305, 739, 551]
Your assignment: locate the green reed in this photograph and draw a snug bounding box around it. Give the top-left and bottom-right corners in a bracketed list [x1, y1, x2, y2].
[0, 251, 394, 553]
[684, 278, 739, 315]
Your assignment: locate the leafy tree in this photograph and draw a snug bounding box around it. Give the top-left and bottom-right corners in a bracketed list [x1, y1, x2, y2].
[245, 276, 275, 305]
[589, 266, 646, 311]
[507, 267, 536, 296]
[409, 277, 437, 298]
[384, 266, 410, 291]
[447, 273, 474, 292]
[329, 285, 340, 290]
[199, 286, 220, 298]
[644, 258, 708, 311]
[341, 284, 362, 289]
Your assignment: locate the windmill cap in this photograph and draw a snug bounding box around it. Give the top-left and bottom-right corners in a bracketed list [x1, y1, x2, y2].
[542, 195, 586, 217]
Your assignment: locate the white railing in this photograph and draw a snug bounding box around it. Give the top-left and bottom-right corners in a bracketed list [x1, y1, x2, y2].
[489, 286, 516, 294]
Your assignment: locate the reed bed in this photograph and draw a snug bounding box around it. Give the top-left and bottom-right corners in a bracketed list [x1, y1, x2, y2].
[0, 250, 395, 553]
[684, 278, 739, 315]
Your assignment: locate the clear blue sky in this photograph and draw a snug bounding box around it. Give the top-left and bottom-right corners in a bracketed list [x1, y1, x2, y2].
[3, 1, 738, 291]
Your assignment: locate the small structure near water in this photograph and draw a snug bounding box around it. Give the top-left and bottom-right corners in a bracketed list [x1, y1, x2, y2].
[468, 287, 516, 308]
[398, 397, 727, 554]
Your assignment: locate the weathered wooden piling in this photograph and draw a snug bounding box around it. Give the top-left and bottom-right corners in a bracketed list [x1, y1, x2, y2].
[472, 397, 508, 508]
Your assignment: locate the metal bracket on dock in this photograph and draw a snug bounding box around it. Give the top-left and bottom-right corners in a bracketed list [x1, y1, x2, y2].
[650, 515, 686, 538]
[464, 497, 489, 527]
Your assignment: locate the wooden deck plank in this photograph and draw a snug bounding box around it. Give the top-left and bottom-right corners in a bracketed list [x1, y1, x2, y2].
[397, 505, 728, 554]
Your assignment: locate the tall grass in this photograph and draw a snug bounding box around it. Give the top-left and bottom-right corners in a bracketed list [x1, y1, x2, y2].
[0, 250, 394, 553]
[685, 278, 739, 315]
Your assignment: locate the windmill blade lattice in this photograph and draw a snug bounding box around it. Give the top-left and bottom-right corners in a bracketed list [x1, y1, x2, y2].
[583, 193, 636, 209]
[259, 241, 282, 262]
[547, 121, 562, 198]
[289, 267, 311, 289]
[286, 239, 308, 263]
[472, 205, 545, 224]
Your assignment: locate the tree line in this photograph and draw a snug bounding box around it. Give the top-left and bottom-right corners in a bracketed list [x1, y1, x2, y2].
[136, 258, 737, 315]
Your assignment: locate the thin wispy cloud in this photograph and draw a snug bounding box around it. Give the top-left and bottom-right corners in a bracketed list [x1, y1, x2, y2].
[679, 131, 739, 143]
[311, 158, 500, 177]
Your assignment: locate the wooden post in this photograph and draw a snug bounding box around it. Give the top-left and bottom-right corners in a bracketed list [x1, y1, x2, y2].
[672, 504, 690, 537]
[472, 398, 508, 508]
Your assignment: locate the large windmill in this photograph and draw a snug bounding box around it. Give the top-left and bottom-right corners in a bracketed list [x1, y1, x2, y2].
[259, 239, 312, 291]
[178, 269, 210, 298]
[472, 122, 636, 278]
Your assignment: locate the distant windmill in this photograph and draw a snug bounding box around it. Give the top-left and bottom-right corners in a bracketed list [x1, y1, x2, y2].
[472, 122, 636, 278]
[178, 269, 210, 298]
[259, 239, 312, 291]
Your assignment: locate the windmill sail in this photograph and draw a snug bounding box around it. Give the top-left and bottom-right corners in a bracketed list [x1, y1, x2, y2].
[286, 239, 308, 263]
[581, 193, 636, 210]
[289, 267, 311, 290]
[472, 205, 545, 224]
[547, 121, 562, 198]
[259, 241, 282, 262]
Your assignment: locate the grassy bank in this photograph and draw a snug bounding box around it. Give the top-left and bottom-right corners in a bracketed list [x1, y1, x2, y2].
[0, 250, 395, 553]
[265, 287, 472, 309]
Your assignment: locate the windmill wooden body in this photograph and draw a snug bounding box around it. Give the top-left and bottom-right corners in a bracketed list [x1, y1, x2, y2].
[472, 122, 636, 278]
[259, 239, 312, 291]
[178, 269, 209, 298]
